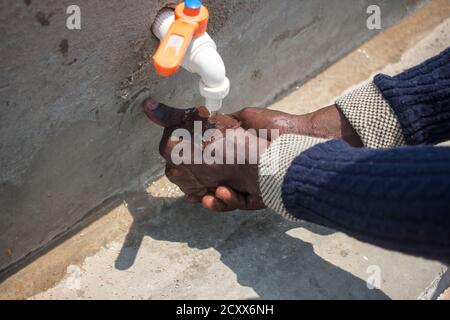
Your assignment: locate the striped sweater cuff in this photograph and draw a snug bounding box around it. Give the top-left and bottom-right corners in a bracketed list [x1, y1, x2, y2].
[258, 134, 328, 221]
[336, 82, 405, 148]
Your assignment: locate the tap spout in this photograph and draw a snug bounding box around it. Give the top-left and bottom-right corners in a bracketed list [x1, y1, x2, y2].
[152, 8, 230, 113]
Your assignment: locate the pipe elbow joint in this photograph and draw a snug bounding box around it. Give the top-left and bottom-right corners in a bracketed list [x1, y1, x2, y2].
[152, 9, 229, 112]
[189, 46, 226, 87]
[184, 35, 230, 112]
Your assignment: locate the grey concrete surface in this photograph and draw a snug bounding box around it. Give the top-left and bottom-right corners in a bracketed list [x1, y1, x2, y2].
[28, 187, 444, 300]
[31, 195, 401, 300]
[5, 6, 446, 299]
[0, 0, 424, 274]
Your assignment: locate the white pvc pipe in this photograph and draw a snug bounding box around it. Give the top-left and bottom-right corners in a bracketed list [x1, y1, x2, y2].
[189, 44, 226, 87]
[152, 9, 230, 112]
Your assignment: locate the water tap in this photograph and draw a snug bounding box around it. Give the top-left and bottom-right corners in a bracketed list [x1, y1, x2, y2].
[152, 0, 230, 114]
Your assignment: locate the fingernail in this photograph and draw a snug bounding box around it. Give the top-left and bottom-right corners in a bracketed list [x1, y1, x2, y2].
[143, 98, 161, 113]
[142, 98, 168, 127]
[216, 186, 230, 199]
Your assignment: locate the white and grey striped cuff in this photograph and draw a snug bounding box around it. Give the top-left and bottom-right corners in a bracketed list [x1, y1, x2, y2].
[258, 134, 328, 221]
[336, 82, 405, 148]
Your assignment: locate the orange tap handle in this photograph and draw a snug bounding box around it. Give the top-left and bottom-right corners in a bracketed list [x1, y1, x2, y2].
[153, 19, 197, 77]
[153, 3, 209, 77]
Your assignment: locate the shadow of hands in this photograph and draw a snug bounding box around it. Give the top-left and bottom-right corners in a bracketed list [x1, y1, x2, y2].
[115, 190, 389, 299]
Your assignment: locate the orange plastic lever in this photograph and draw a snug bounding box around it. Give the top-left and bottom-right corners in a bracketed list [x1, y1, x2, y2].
[153, 20, 196, 76]
[153, 3, 209, 77]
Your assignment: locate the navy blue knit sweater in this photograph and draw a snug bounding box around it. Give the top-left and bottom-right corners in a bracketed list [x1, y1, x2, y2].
[375, 47, 450, 145]
[282, 48, 450, 263]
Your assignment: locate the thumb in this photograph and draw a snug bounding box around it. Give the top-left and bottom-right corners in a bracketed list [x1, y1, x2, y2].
[142, 98, 186, 128]
[231, 107, 278, 140]
[231, 107, 299, 141]
[230, 107, 265, 130]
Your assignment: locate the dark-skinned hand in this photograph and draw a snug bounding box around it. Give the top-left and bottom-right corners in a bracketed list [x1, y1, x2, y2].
[143, 98, 362, 212]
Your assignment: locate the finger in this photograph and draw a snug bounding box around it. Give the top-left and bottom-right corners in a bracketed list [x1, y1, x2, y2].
[215, 186, 245, 209]
[142, 98, 186, 128]
[216, 186, 266, 210]
[201, 195, 234, 212]
[165, 164, 208, 197]
[231, 107, 297, 140]
[159, 127, 186, 161]
[231, 107, 276, 130]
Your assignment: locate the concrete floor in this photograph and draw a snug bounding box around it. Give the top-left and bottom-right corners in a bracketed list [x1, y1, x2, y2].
[1, 0, 449, 300]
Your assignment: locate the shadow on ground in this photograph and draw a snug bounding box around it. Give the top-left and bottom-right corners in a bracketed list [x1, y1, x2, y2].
[114, 189, 389, 299]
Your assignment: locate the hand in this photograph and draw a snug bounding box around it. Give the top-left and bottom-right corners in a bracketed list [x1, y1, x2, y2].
[143, 99, 362, 212]
[143, 99, 268, 211]
[229, 105, 363, 147]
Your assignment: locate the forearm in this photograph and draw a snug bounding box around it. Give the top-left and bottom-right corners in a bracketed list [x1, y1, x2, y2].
[298, 104, 363, 147]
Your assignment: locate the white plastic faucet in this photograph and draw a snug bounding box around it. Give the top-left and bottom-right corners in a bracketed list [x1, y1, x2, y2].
[152, 1, 230, 113]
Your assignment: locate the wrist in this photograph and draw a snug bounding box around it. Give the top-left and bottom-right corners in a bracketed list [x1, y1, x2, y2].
[298, 105, 363, 147]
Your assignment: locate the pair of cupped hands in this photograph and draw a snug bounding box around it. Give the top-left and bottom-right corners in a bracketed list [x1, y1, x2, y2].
[143, 98, 362, 212]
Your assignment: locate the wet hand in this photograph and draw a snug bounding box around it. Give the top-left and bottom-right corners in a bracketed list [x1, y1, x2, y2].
[143, 99, 362, 212]
[143, 99, 268, 211]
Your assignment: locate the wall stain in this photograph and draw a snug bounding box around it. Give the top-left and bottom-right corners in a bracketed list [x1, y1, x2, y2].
[63, 59, 78, 66]
[59, 39, 69, 58]
[272, 16, 321, 46]
[35, 11, 54, 26]
[24, 0, 32, 6]
[251, 69, 263, 81]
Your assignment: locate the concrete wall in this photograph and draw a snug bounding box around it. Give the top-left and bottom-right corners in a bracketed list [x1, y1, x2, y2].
[0, 0, 423, 275]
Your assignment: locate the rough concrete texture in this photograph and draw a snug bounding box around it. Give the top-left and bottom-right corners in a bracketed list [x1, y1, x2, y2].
[0, 0, 448, 300]
[0, 0, 425, 274]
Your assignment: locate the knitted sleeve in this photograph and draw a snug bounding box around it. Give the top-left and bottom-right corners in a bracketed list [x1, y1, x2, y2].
[336, 82, 405, 148]
[374, 47, 450, 145]
[272, 137, 450, 263]
[336, 47, 450, 147]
